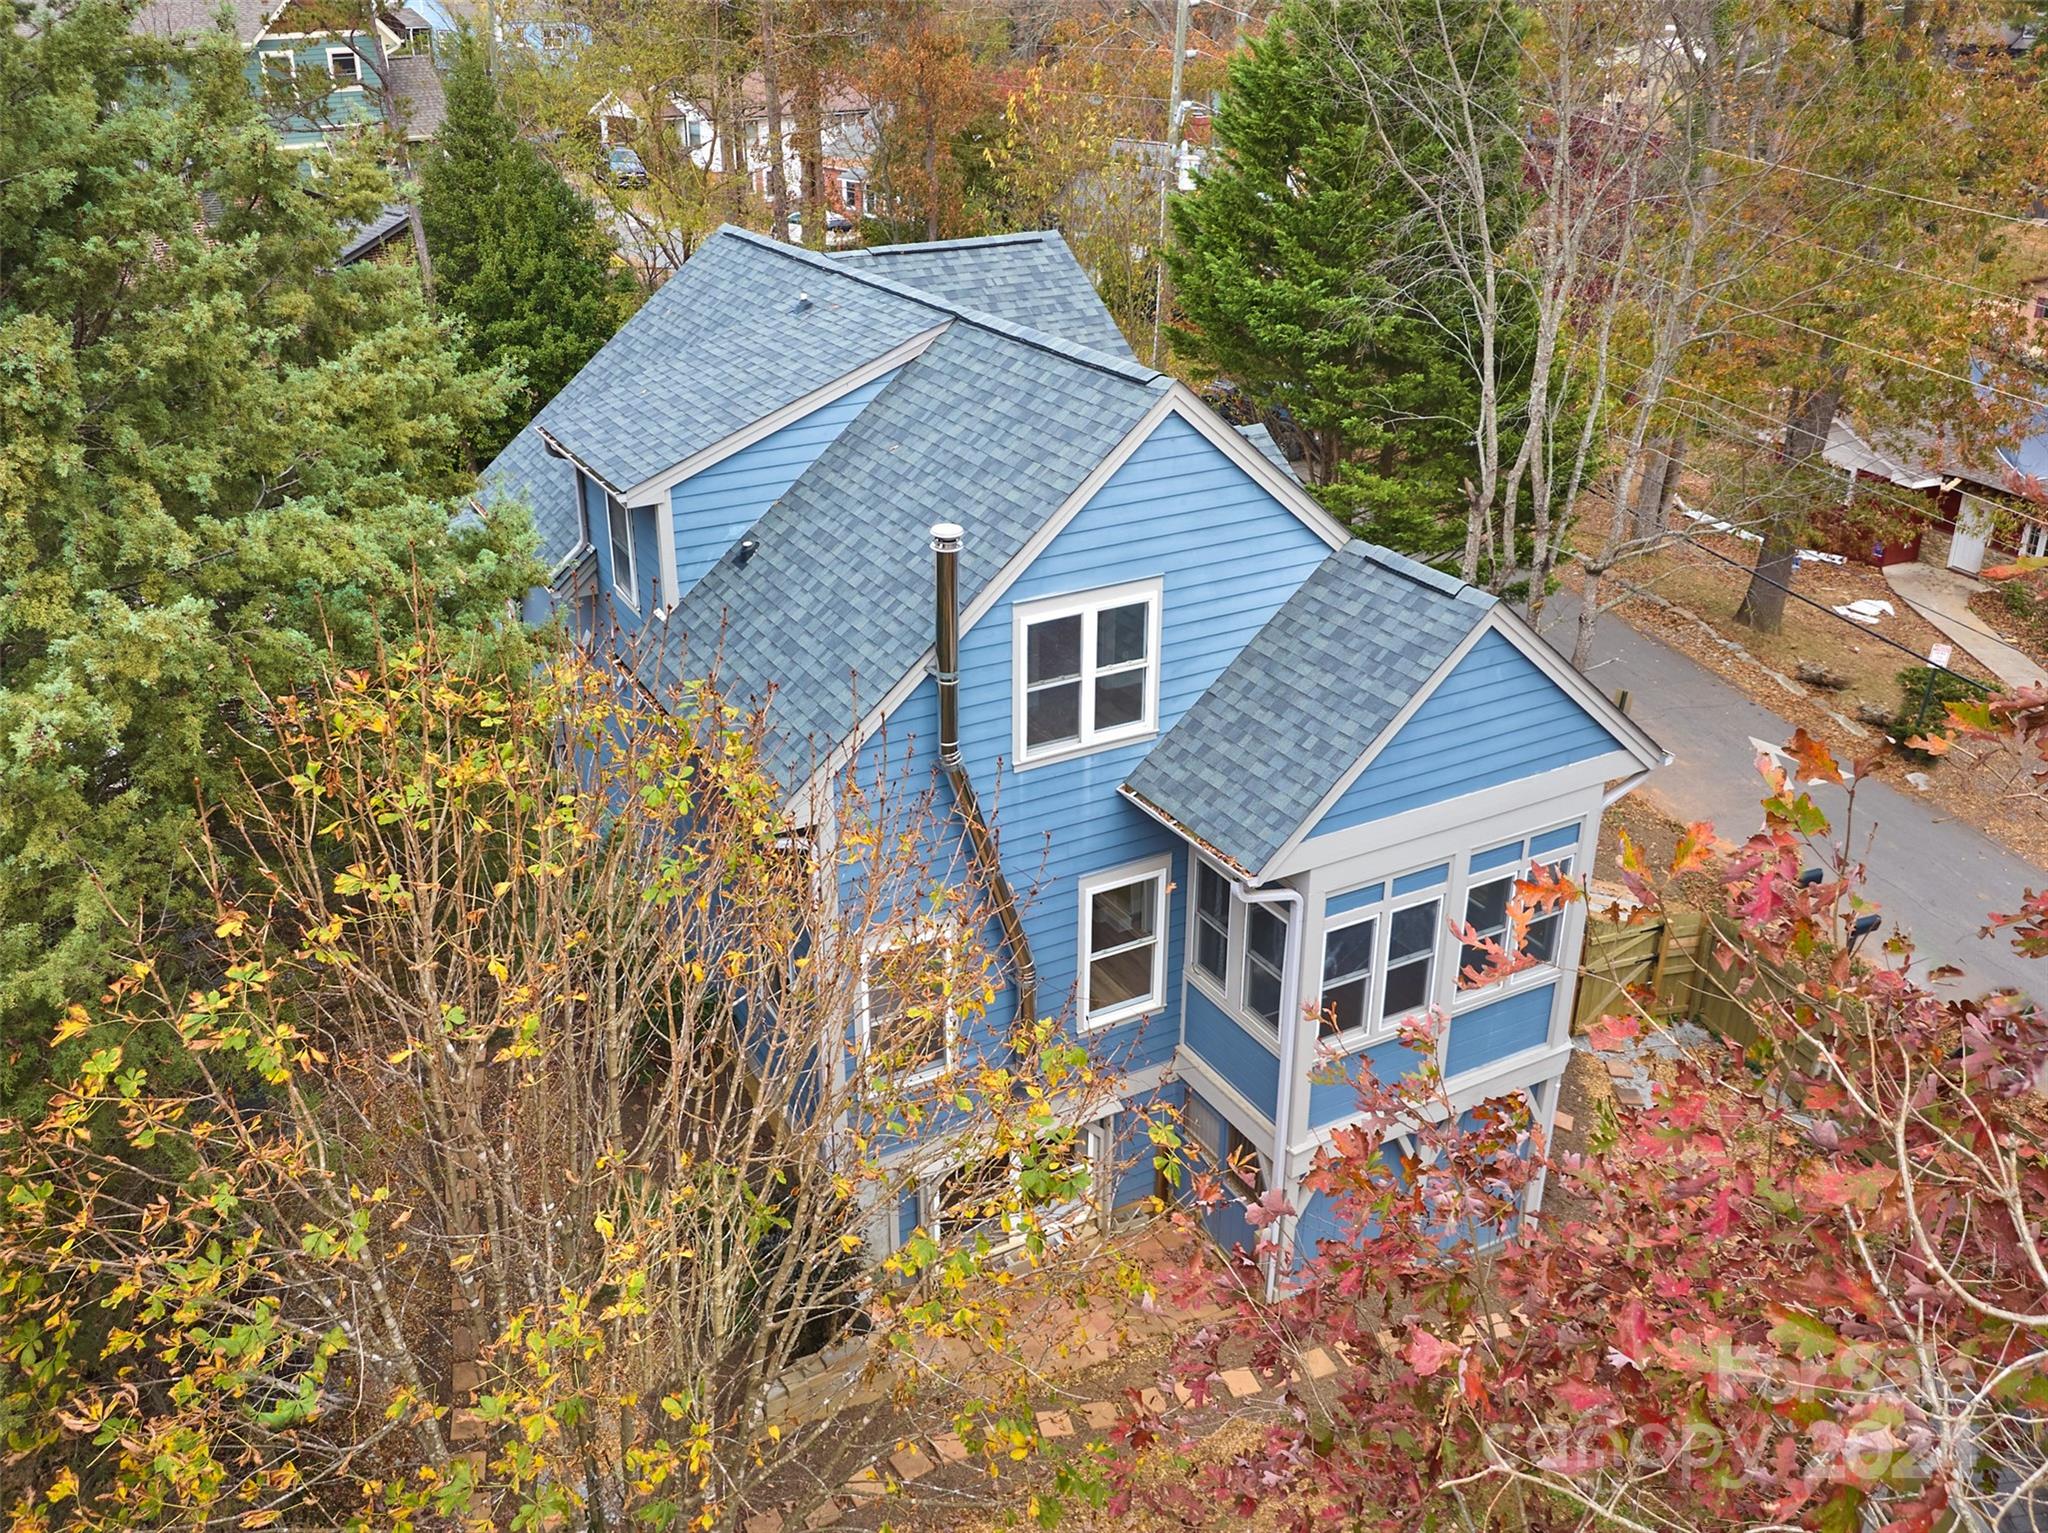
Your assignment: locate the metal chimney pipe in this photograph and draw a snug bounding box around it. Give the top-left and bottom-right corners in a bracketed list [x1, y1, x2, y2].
[927, 521, 1035, 1025]
[931, 521, 964, 765]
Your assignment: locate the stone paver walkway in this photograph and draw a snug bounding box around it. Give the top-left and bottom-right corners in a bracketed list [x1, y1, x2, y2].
[1884, 562, 2048, 691]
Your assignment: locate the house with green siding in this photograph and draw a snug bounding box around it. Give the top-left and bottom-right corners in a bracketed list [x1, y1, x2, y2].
[132, 0, 446, 150]
[479, 227, 1668, 1272]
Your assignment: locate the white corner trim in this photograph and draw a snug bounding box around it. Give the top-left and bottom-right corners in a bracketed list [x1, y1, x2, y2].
[1253, 619, 1495, 881]
[1160, 384, 1349, 553]
[622, 323, 946, 509]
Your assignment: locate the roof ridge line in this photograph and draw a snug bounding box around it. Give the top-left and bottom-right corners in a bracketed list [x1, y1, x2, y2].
[710, 225, 1162, 389]
[1342, 537, 1495, 607]
[842, 230, 1066, 255]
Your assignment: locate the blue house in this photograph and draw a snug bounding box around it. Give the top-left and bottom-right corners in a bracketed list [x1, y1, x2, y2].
[480, 226, 1665, 1268]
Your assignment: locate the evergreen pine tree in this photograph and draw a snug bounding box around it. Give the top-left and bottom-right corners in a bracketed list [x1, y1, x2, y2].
[420, 32, 633, 452]
[1165, 0, 1531, 562]
[0, 1, 538, 1109]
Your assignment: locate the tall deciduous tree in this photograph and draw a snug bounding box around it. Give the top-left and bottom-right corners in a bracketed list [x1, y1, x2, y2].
[862, 1, 991, 242]
[0, 1, 534, 1115]
[419, 30, 635, 452]
[1, 636, 1158, 1533]
[1166, 0, 1530, 563]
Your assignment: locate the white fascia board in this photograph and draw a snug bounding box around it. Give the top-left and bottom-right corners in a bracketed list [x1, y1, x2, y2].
[1253, 617, 1495, 882]
[1267, 750, 1638, 879]
[1159, 383, 1349, 553]
[619, 323, 946, 509]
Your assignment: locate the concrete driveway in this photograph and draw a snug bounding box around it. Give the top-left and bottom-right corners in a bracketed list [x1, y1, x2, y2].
[1537, 594, 2045, 1001]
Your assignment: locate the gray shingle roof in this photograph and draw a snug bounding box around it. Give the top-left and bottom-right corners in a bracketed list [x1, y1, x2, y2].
[500, 230, 952, 500]
[647, 320, 1169, 794]
[1123, 541, 1494, 876]
[833, 232, 1136, 359]
[131, 0, 270, 43]
[386, 53, 445, 138]
[479, 225, 1147, 571]
[337, 202, 413, 265]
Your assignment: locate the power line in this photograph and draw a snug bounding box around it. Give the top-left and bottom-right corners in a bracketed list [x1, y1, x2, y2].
[1705, 147, 2046, 234]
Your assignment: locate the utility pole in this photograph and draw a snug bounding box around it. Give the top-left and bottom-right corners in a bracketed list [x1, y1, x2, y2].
[1149, 0, 1191, 366]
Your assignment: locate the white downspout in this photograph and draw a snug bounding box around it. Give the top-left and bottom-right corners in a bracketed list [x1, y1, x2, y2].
[1238, 881, 1302, 1300]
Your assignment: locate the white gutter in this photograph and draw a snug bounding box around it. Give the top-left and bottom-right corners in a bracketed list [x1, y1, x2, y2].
[1237, 879, 1302, 1301]
[1601, 759, 1670, 809]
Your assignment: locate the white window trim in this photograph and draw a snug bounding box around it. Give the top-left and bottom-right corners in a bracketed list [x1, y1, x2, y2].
[856, 927, 957, 1087]
[1450, 832, 1578, 1010]
[1076, 856, 1172, 1032]
[1188, 856, 1232, 993]
[325, 46, 363, 88]
[1011, 577, 1163, 769]
[606, 495, 639, 614]
[260, 49, 297, 81]
[1317, 872, 1447, 1054]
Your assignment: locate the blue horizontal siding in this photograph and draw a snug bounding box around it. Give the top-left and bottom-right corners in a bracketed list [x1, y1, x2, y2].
[1393, 863, 1449, 896]
[671, 369, 901, 595]
[1185, 985, 1279, 1112]
[1531, 822, 1582, 856]
[1471, 839, 1524, 873]
[588, 473, 661, 630]
[1310, 631, 1625, 838]
[1444, 983, 1554, 1076]
[1326, 882, 1384, 918]
[1307, 1036, 1422, 1128]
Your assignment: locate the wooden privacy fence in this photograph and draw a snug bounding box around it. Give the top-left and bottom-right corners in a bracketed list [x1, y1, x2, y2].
[1573, 906, 1794, 1052]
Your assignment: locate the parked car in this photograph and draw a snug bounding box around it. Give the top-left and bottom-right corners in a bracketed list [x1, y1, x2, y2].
[600, 145, 648, 188]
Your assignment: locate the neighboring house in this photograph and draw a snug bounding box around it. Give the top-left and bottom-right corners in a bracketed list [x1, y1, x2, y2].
[132, 0, 449, 150]
[1825, 415, 2048, 574]
[478, 226, 1664, 1268]
[593, 74, 875, 223]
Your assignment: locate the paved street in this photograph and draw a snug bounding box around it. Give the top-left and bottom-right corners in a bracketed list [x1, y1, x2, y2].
[1536, 595, 2046, 1001]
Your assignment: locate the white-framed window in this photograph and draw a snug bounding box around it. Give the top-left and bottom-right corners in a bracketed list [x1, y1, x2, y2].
[1243, 902, 1289, 1031]
[1012, 579, 1161, 765]
[326, 47, 361, 86]
[259, 49, 296, 86]
[1077, 858, 1169, 1030]
[1457, 832, 1577, 991]
[857, 929, 956, 1085]
[1184, 854, 1302, 1044]
[840, 176, 861, 208]
[1316, 882, 1442, 1046]
[2022, 519, 2048, 560]
[1191, 859, 1231, 987]
[606, 495, 638, 612]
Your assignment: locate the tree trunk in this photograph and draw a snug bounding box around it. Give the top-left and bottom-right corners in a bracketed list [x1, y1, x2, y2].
[1733, 364, 1846, 633]
[760, 0, 791, 241]
[793, 33, 825, 249]
[1631, 433, 1688, 540]
[920, 81, 939, 242]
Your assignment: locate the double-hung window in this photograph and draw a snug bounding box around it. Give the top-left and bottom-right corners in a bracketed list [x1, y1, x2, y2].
[1078, 860, 1169, 1029]
[1014, 581, 1160, 763]
[1316, 882, 1441, 1045]
[859, 931, 954, 1084]
[1243, 903, 1289, 1031]
[606, 495, 638, 612]
[1458, 829, 1579, 987]
[327, 48, 361, 85]
[1191, 860, 1231, 987]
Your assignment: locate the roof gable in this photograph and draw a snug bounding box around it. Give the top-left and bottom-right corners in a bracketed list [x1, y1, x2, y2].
[832, 232, 1135, 359]
[1122, 540, 1492, 875]
[646, 321, 1169, 792]
[1300, 626, 1632, 844]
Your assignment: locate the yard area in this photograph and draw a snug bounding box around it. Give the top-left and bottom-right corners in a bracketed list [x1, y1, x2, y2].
[1570, 520, 2048, 862]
